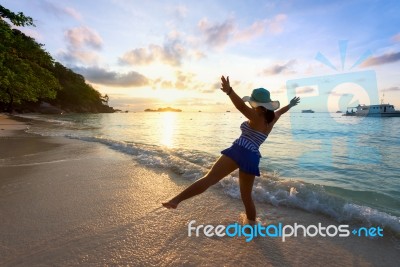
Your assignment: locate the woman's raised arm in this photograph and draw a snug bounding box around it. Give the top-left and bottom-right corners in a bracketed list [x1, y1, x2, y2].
[275, 96, 300, 117]
[220, 76, 258, 121]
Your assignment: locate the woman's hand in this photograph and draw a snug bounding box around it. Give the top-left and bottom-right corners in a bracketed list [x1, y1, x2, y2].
[220, 75, 232, 95]
[289, 96, 300, 107]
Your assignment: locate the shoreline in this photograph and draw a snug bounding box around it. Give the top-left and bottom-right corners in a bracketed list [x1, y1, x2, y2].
[14, 112, 400, 234]
[1, 114, 399, 266]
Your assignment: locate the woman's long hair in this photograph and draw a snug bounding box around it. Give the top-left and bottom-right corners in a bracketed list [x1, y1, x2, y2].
[259, 106, 275, 125]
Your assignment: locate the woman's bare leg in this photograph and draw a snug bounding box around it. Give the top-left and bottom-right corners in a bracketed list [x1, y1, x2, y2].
[162, 155, 238, 209]
[239, 171, 256, 221]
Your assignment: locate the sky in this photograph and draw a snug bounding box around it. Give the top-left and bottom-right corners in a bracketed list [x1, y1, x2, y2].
[2, 0, 400, 112]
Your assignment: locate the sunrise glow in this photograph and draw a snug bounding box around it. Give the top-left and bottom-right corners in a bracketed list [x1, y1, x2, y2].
[3, 0, 399, 112]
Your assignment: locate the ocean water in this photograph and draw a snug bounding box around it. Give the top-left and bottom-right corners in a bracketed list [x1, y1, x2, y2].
[19, 112, 400, 233]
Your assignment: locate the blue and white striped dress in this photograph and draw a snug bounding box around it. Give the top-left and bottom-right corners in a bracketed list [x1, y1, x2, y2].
[221, 121, 268, 176]
[233, 121, 268, 157]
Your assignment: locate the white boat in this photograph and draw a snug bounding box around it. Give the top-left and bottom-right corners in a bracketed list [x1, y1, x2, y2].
[343, 104, 400, 117]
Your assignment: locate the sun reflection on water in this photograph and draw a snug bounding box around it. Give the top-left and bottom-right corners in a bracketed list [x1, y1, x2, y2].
[160, 112, 176, 147]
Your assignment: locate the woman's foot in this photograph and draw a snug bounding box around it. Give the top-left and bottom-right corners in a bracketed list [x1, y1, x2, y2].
[239, 212, 256, 225]
[162, 200, 179, 209]
[247, 219, 257, 225]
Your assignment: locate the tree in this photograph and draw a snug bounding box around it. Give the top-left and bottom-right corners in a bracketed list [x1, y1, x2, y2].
[0, 5, 114, 113]
[102, 94, 109, 105]
[0, 5, 34, 27]
[0, 20, 60, 112]
[50, 63, 113, 112]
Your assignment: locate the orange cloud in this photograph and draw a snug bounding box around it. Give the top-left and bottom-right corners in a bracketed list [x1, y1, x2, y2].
[392, 33, 400, 42]
[198, 18, 235, 49]
[361, 52, 400, 67]
[261, 59, 296, 75]
[58, 26, 103, 65]
[40, 1, 82, 21]
[65, 26, 102, 50]
[119, 34, 186, 66]
[235, 14, 287, 42]
[73, 66, 149, 87]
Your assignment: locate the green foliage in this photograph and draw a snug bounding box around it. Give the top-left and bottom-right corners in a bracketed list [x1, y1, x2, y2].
[0, 5, 34, 27]
[0, 5, 114, 113]
[0, 20, 60, 111]
[50, 63, 111, 112]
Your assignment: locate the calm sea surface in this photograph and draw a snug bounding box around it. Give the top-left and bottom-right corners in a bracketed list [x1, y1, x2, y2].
[20, 112, 400, 232]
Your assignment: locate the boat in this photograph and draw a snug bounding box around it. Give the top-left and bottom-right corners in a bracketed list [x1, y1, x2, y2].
[302, 109, 315, 113]
[343, 104, 400, 117]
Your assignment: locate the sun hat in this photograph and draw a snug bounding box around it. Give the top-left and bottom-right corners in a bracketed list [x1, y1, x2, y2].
[242, 88, 280, 110]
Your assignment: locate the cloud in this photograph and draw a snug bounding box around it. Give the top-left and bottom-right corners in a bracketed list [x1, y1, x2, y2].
[173, 5, 188, 19]
[392, 33, 400, 42]
[72, 66, 149, 87]
[198, 18, 235, 49]
[273, 85, 287, 94]
[328, 92, 351, 96]
[119, 34, 186, 66]
[201, 82, 219, 94]
[234, 20, 268, 42]
[107, 95, 218, 111]
[198, 14, 287, 49]
[202, 80, 254, 94]
[58, 26, 103, 65]
[261, 59, 296, 75]
[106, 95, 164, 111]
[267, 14, 287, 34]
[40, 1, 82, 20]
[382, 86, 400, 92]
[152, 71, 195, 90]
[65, 26, 103, 50]
[59, 51, 100, 66]
[161, 80, 174, 88]
[120, 14, 287, 66]
[151, 71, 215, 93]
[361, 51, 400, 67]
[174, 71, 195, 90]
[235, 14, 287, 41]
[296, 87, 316, 94]
[119, 47, 155, 65]
[189, 50, 206, 60]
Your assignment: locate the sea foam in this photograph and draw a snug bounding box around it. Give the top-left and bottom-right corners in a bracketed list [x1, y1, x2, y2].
[71, 136, 400, 235]
[20, 114, 400, 235]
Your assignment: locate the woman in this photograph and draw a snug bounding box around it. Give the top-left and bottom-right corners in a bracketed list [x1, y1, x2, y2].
[162, 75, 300, 223]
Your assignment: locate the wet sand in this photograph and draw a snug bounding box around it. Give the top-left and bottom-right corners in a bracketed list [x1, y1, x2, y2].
[0, 114, 399, 266]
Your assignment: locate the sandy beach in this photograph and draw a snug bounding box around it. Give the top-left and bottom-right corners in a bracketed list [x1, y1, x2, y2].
[0, 113, 399, 266]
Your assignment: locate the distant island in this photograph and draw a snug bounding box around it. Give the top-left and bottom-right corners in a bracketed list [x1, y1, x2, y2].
[144, 107, 182, 112]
